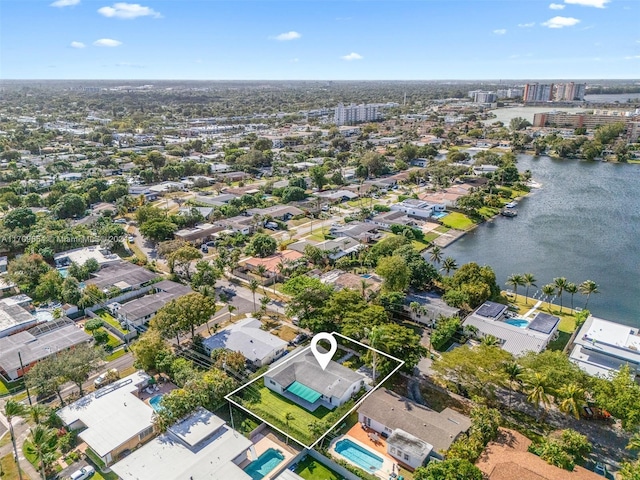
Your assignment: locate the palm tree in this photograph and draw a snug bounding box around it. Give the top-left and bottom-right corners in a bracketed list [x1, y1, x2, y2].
[541, 284, 556, 312]
[481, 334, 500, 347]
[441, 257, 458, 276]
[579, 280, 599, 309]
[504, 362, 523, 408]
[565, 282, 578, 312]
[522, 273, 537, 305]
[284, 411, 295, 428]
[227, 304, 237, 322]
[553, 277, 568, 313]
[429, 246, 443, 265]
[360, 279, 370, 299]
[557, 383, 585, 420]
[367, 326, 387, 384]
[27, 405, 50, 426]
[256, 264, 268, 293]
[24, 425, 58, 480]
[506, 274, 524, 301]
[248, 279, 259, 313]
[3, 400, 26, 480]
[523, 372, 551, 420]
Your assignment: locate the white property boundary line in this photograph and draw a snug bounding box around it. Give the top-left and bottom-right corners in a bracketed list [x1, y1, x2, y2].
[224, 331, 405, 449]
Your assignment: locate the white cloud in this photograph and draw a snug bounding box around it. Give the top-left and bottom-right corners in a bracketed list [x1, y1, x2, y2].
[93, 38, 122, 47]
[564, 0, 610, 7]
[272, 31, 301, 41]
[98, 3, 161, 19]
[549, 3, 566, 9]
[70, 41, 86, 48]
[493, 29, 507, 35]
[341, 52, 363, 61]
[50, 0, 80, 7]
[518, 22, 536, 27]
[542, 16, 581, 28]
[624, 55, 640, 60]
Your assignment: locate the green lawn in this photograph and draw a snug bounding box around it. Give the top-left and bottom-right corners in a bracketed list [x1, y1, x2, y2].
[412, 239, 430, 252]
[478, 206, 501, 219]
[106, 348, 127, 362]
[508, 294, 577, 333]
[244, 386, 332, 437]
[434, 225, 450, 233]
[423, 232, 439, 243]
[94, 310, 128, 335]
[440, 212, 476, 231]
[295, 456, 345, 480]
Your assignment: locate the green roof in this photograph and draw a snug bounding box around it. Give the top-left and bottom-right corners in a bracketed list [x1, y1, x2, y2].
[286, 381, 322, 404]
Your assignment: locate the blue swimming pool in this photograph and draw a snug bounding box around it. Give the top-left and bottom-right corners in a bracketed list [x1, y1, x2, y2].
[505, 318, 529, 328]
[360, 274, 372, 279]
[432, 211, 448, 219]
[149, 394, 164, 412]
[57, 268, 69, 278]
[244, 448, 285, 480]
[335, 439, 383, 472]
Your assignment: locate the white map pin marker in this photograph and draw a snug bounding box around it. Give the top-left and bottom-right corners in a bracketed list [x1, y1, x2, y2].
[310, 332, 337, 371]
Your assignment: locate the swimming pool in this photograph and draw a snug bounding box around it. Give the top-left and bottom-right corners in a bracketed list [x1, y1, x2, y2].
[335, 439, 383, 472]
[244, 448, 285, 480]
[149, 394, 164, 412]
[432, 211, 448, 219]
[505, 318, 529, 328]
[360, 274, 372, 279]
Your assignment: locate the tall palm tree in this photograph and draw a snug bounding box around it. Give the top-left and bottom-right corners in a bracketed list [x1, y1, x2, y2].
[506, 274, 525, 301]
[409, 301, 421, 319]
[441, 257, 458, 276]
[27, 405, 50, 426]
[481, 334, 500, 347]
[24, 425, 58, 480]
[504, 362, 523, 408]
[565, 282, 578, 312]
[227, 304, 237, 322]
[3, 400, 26, 480]
[542, 284, 556, 312]
[579, 280, 599, 309]
[557, 383, 585, 420]
[284, 411, 295, 428]
[429, 246, 443, 265]
[523, 372, 551, 420]
[522, 273, 537, 305]
[553, 277, 568, 313]
[367, 326, 387, 383]
[248, 279, 259, 313]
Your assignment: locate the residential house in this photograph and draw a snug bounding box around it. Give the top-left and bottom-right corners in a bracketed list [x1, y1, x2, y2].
[319, 270, 382, 297]
[315, 190, 359, 204]
[0, 319, 92, 380]
[463, 301, 560, 356]
[174, 223, 225, 243]
[329, 222, 381, 243]
[357, 388, 471, 466]
[110, 408, 254, 480]
[54, 246, 121, 269]
[202, 317, 288, 368]
[84, 261, 159, 297]
[390, 199, 445, 220]
[369, 211, 418, 230]
[238, 250, 304, 281]
[570, 315, 640, 377]
[246, 205, 304, 221]
[57, 371, 155, 466]
[218, 215, 255, 235]
[265, 350, 365, 412]
[404, 292, 461, 326]
[148, 181, 186, 194]
[115, 280, 193, 328]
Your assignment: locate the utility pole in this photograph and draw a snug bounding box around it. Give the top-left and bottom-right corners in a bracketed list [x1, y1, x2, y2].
[17, 351, 32, 406]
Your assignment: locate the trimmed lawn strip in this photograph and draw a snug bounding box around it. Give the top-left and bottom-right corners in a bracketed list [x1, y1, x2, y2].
[94, 310, 128, 335]
[105, 348, 127, 362]
[1, 453, 30, 480]
[508, 294, 578, 333]
[440, 212, 476, 231]
[294, 456, 345, 480]
[423, 232, 439, 243]
[434, 225, 451, 233]
[411, 240, 430, 252]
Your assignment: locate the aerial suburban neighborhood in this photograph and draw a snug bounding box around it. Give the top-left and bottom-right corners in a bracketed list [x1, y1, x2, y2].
[0, 76, 636, 480]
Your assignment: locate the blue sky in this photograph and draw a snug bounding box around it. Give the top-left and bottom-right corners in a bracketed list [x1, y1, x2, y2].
[1, 0, 638, 79]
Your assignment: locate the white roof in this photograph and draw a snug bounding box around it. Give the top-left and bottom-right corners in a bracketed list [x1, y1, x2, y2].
[57, 371, 154, 458]
[463, 314, 552, 356]
[111, 409, 252, 480]
[53, 246, 121, 267]
[202, 317, 287, 364]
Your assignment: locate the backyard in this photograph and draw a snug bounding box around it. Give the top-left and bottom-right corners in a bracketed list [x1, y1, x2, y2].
[440, 212, 477, 231]
[94, 309, 129, 335]
[294, 456, 345, 480]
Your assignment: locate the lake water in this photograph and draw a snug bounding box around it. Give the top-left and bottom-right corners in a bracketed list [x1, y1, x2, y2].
[585, 93, 640, 103]
[443, 155, 640, 327]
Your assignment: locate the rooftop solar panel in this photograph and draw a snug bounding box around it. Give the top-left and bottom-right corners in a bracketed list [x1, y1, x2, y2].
[528, 312, 560, 335]
[475, 301, 507, 319]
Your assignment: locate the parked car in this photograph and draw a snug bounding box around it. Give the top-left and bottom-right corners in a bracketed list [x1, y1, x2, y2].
[127, 235, 135, 244]
[290, 333, 308, 346]
[594, 463, 607, 476]
[264, 222, 279, 230]
[205, 241, 216, 247]
[69, 465, 95, 480]
[94, 368, 118, 388]
[201, 245, 209, 253]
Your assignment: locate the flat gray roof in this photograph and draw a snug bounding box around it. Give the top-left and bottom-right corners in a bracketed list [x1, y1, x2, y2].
[0, 320, 92, 373]
[0, 303, 36, 335]
[118, 292, 176, 321]
[86, 262, 159, 290]
[168, 407, 225, 448]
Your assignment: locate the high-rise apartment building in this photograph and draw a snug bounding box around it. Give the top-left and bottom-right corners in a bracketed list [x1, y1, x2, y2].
[334, 103, 381, 126]
[469, 91, 497, 103]
[553, 82, 587, 101]
[523, 83, 554, 103]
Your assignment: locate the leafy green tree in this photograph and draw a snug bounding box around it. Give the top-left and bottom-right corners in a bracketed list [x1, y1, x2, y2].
[431, 316, 461, 350]
[288, 177, 306, 189]
[59, 344, 104, 396]
[4, 207, 37, 231]
[131, 329, 172, 371]
[394, 244, 440, 290]
[153, 292, 216, 341]
[53, 193, 86, 219]
[211, 349, 246, 374]
[139, 220, 178, 242]
[147, 150, 166, 170]
[364, 323, 427, 375]
[246, 233, 277, 258]
[25, 358, 66, 404]
[376, 255, 410, 292]
[309, 165, 327, 190]
[542, 284, 556, 311]
[593, 365, 640, 430]
[135, 205, 165, 224]
[443, 262, 500, 309]
[522, 372, 551, 420]
[368, 234, 411, 263]
[84, 318, 103, 336]
[191, 260, 220, 290]
[619, 461, 640, 480]
[8, 253, 51, 294]
[504, 361, 523, 407]
[441, 257, 458, 276]
[33, 269, 64, 302]
[414, 458, 483, 480]
[280, 186, 308, 203]
[167, 244, 202, 280]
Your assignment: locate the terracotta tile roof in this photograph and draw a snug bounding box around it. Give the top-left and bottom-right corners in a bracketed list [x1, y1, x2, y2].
[477, 429, 603, 480]
[241, 250, 304, 274]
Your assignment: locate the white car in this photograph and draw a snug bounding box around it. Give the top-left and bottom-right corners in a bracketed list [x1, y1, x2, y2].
[69, 465, 95, 480]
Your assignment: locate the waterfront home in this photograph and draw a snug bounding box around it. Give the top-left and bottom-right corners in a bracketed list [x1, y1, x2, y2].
[404, 292, 461, 326]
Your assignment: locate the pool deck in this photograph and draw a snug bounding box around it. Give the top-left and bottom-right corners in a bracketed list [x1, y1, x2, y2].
[328, 427, 399, 480]
[140, 379, 176, 404]
[238, 432, 298, 480]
